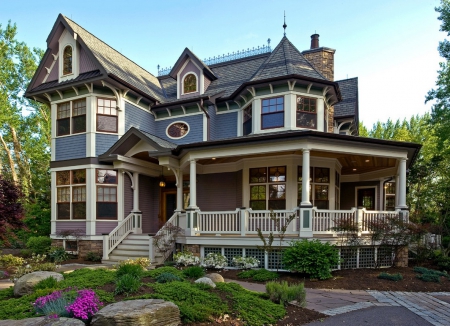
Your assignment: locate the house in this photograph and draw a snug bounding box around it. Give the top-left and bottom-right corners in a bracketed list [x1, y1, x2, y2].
[25, 14, 421, 269]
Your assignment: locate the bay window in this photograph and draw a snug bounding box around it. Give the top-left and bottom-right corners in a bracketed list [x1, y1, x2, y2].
[261, 97, 284, 129]
[96, 169, 118, 219]
[250, 166, 286, 210]
[296, 96, 317, 129]
[56, 169, 86, 219]
[298, 166, 329, 209]
[97, 98, 118, 133]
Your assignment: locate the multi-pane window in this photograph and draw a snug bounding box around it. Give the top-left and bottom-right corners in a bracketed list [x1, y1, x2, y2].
[296, 96, 317, 129]
[97, 98, 118, 133]
[56, 169, 86, 220]
[56, 99, 87, 136]
[385, 182, 396, 211]
[96, 169, 118, 219]
[261, 97, 284, 129]
[297, 166, 330, 209]
[63, 45, 72, 75]
[335, 171, 340, 210]
[243, 105, 252, 136]
[249, 166, 286, 210]
[183, 74, 197, 93]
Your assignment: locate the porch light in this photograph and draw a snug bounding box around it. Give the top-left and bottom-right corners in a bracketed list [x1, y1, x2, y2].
[212, 157, 216, 160]
[159, 167, 166, 187]
[352, 168, 357, 171]
[365, 159, 370, 163]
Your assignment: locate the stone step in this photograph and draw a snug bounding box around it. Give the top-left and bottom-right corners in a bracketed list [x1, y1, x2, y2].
[111, 249, 149, 256]
[116, 244, 149, 250]
[126, 234, 153, 240]
[121, 239, 150, 245]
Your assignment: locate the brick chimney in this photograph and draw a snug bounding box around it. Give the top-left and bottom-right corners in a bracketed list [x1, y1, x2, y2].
[302, 34, 335, 81]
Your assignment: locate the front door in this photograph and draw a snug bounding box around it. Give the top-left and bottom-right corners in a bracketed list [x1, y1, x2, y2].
[357, 188, 375, 210]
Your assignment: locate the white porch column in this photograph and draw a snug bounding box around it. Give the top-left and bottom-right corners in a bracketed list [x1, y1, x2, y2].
[301, 150, 311, 206]
[395, 175, 400, 207]
[188, 160, 198, 209]
[317, 98, 325, 132]
[396, 158, 407, 209]
[133, 172, 140, 212]
[175, 169, 184, 211]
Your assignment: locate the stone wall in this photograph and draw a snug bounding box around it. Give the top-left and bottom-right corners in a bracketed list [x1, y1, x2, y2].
[328, 105, 335, 133]
[51, 239, 103, 259]
[302, 49, 335, 81]
[183, 244, 200, 257]
[395, 246, 409, 267]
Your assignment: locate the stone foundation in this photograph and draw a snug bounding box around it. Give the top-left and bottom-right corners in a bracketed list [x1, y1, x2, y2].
[183, 244, 200, 257]
[51, 239, 103, 259]
[395, 246, 409, 267]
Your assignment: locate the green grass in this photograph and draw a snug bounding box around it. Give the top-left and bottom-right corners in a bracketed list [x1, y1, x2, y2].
[59, 268, 116, 288]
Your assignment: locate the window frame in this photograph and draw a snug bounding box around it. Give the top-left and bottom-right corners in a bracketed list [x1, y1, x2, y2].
[63, 45, 73, 75]
[72, 99, 87, 134]
[261, 96, 285, 130]
[297, 166, 330, 209]
[96, 169, 118, 220]
[57, 102, 71, 136]
[56, 169, 86, 220]
[183, 73, 198, 94]
[384, 182, 396, 211]
[243, 104, 252, 136]
[296, 96, 317, 129]
[96, 98, 118, 133]
[166, 121, 190, 139]
[56, 99, 87, 137]
[249, 166, 286, 210]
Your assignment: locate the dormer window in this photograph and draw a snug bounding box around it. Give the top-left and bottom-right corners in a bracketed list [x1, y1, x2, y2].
[63, 45, 73, 75]
[183, 74, 197, 93]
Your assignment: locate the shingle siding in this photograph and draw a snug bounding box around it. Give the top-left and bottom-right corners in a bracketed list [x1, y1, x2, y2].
[96, 134, 119, 156]
[197, 171, 242, 211]
[214, 112, 238, 140]
[155, 114, 204, 144]
[125, 101, 154, 134]
[207, 105, 216, 140]
[55, 134, 86, 161]
[139, 175, 160, 234]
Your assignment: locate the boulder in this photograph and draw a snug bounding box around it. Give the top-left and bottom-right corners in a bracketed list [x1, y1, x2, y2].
[195, 277, 216, 288]
[0, 317, 85, 325]
[91, 299, 180, 326]
[205, 273, 224, 283]
[14, 271, 64, 297]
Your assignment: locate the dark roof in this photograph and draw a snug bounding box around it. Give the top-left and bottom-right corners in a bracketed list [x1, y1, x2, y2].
[334, 77, 358, 118]
[169, 48, 217, 81]
[139, 130, 177, 149]
[29, 70, 101, 93]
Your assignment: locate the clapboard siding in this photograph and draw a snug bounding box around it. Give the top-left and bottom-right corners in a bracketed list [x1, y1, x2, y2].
[55, 221, 86, 233]
[197, 171, 242, 211]
[124, 172, 133, 217]
[55, 134, 86, 161]
[139, 175, 160, 234]
[155, 114, 204, 144]
[95, 134, 119, 156]
[125, 102, 154, 134]
[340, 181, 381, 210]
[95, 221, 118, 235]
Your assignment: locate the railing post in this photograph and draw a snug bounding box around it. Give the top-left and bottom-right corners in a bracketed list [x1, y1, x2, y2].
[102, 233, 109, 260]
[186, 208, 196, 236]
[240, 207, 247, 236]
[299, 206, 313, 238]
[149, 235, 155, 263]
[356, 208, 363, 237]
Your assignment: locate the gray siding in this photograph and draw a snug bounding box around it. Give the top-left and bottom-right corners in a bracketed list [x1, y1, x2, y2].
[208, 105, 216, 140]
[96, 134, 119, 156]
[214, 112, 238, 140]
[139, 175, 160, 234]
[155, 114, 203, 144]
[197, 171, 242, 211]
[96, 221, 118, 235]
[47, 57, 59, 82]
[124, 102, 154, 134]
[340, 181, 380, 210]
[124, 173, 133, 216]
[79, 47, 98, 73]
[55, 134, 86, 161]
[55, 222, 86, 233]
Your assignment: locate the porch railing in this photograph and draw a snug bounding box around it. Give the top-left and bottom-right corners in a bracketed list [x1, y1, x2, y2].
[197, 208, 241, 234]
[247, 208, 299, 234]
[312, 208, 357, 234]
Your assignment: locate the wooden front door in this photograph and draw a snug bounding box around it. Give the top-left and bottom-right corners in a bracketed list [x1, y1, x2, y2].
[357, 188, 376, 210]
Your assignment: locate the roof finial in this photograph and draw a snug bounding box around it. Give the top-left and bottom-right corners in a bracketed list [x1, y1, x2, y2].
[283, 11, 287, 36]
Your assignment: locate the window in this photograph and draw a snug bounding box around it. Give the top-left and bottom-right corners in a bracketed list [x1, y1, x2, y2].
[385, 182, 396, 211]
[183, 74, 197, 93]
[56, 99, 87, 136]
[296, 96, 317, 129]
[167, 122, 189, 138]
[63, 45, 72, 75]
[297, 166, 330, 209]
[56, 169, 86, 220]
[97, 98, 118, 133]
[249, 166, 286, 210]
[96, 169, 118, 219]
[335, 171, 340, 210]
[261, 97, 284, 129]
[243, 105, 252, 136]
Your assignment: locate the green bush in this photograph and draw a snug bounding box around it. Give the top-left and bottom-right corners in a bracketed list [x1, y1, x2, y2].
[414, 266, 448, 283]
[156, 272, 183, 283]
[437, 256, 450, 270]
[47, 246, 69, 263]
[26, 237, 51, 255]
[237, 269, 279, 282]
[145, 266, 183, 279]
[116, 264, 144, 279]
[378, 272, 403, 281]
[85, 251, 102, 262]
[182, 266, 205, 279]
[34, 276, 59, 290]
[0, 254, 24, 268]
[282, 239, 340, 280]
[114, 274, 141, 296]
[265, 281, 306, 306]
[59, 268, 115, 289]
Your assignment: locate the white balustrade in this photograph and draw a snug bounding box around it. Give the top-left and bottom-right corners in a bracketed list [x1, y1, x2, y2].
[196, 209, 241, 234]
[247, 208, 298, 235]
[102, 212, 135, 260]
[312, 208, 357, 234]
[361, 209, 403, 233]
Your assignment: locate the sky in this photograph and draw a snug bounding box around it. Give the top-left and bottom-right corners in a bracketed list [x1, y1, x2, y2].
[1, 0, 445, 127]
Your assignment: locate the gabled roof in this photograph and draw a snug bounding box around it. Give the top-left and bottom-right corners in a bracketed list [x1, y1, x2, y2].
[168, 48, 217, 81]
[251, 37, 327, 81]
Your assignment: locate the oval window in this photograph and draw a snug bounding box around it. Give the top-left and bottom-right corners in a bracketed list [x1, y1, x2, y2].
[167, 122, 189, 138]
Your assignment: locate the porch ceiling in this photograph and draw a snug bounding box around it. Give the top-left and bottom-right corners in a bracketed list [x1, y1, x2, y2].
[197, 150, 397, 175]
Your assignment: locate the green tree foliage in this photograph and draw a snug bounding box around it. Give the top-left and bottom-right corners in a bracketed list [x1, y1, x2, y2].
[0, 21, 50, 240]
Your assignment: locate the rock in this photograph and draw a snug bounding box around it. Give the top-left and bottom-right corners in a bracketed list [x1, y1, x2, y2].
[205, 273, 224, 283]
[195, 277, 216, 288]
[14, 271, 64, 297]
[91, 299, 180, 326]
[0, 317, 85, 325]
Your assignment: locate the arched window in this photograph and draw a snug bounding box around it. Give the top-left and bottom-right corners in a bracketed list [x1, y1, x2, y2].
[183, 74, 197, 93]
[63, 45, 73, 75]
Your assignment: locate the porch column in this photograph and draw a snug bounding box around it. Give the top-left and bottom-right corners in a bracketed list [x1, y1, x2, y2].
[301, 150, 312, 206]
[175, 169, 184, 212]
[133, 172, 140, 212]
[188, 159, 198, 209]
[300, 149, 313, 238]
[396, 158, 407, 209]
[395, 175, 400, 207]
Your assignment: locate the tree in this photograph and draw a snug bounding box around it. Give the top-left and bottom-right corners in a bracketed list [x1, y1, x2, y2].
[0, 175, 25, 244]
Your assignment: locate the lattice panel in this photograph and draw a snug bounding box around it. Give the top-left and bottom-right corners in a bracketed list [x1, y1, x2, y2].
[224, 248, 243, 267]
[377, 247, 393, 267]
[268, 250, 285, 270]
[340, 248, 357, 269]
[359, 247, 375, 268]
[245, 249, 265, 268]
[204, 247, 222, 257]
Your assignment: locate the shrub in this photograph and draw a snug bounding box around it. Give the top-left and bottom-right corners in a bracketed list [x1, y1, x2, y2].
[266, 281, 306, 306]
[232, 256, 260, 269]
[59, 268, 115, 289]
[414, 266, 448, 283]
[282, 239, 340, 280]
[0, 254, 24, 268]
[47, 246, 69, 263]
[237, 268, 279, 282]
[11, 256, 56, 282]
[114, 274, 141, 296]
[146, 266, 184, 279]
[182, 266, 205, 279]
[201, 253, 227, 269]
[378, 272, 403, 281]
[116, 263, 144, 279]
[437, 256, 450, 271]
[156, 272, 183, 283]
[117, 257, 150, 269]
[174, 251, 200, 266]
[85, 251, 102, 262]
[26, 236, 51, 255]
[34, 276, 59, 290]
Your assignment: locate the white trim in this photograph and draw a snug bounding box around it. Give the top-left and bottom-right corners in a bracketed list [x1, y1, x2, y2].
[155, 111, 203, 121]
[355, 186, 378, 210]
[166, 120, 191, 140]
[203, 114, 208, 141]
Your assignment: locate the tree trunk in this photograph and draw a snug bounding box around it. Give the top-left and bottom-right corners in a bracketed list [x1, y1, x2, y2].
[10, 126, 30, 196]
[0, 133, 18, 182]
